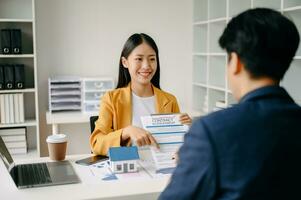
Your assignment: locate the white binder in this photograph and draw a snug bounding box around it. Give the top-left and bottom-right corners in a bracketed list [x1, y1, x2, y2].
[4, 94, 10, 123]
[14, 94, 20, 123]
[0, 95, 5, 124]
[9, 94, 14, 123]
[18, 93, 25, 123]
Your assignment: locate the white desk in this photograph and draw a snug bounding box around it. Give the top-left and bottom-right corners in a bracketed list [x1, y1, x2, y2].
[46, 111, 94, 134]
[0, 154, 169, 200]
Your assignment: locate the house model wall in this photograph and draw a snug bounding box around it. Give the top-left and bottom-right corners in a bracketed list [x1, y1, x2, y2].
[108, 146, 140, 174]
[110, 160, 138, 173]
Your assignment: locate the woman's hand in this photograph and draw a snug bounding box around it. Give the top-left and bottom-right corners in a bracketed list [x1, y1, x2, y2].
[122, 125, 159, 148]
[179, 113, 192, 125]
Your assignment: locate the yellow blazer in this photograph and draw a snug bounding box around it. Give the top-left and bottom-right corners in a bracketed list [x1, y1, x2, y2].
[90, 84, 180, 155]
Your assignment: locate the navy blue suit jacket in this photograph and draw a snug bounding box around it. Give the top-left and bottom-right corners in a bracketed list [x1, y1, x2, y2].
[160, 86, 301, 200]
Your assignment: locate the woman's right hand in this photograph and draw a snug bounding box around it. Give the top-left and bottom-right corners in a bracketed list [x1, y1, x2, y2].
[122, 125, 159, 149]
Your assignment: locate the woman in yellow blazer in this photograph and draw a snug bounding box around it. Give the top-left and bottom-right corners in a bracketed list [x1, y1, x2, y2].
[90, 33, 191, 155]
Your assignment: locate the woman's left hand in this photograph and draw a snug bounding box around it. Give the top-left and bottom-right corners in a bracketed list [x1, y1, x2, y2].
[179, 113, 192, 125]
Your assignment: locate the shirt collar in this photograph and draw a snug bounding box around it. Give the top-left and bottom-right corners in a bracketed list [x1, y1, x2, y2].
[239, 85, 293, 103]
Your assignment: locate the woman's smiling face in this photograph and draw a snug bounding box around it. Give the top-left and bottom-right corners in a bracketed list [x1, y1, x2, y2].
[122, 42, 157, 87]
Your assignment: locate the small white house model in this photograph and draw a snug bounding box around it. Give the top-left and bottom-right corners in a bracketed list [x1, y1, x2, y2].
[108, 146, 140, 173]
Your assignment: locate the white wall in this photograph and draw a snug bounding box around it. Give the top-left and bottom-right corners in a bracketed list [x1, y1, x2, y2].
[35, 0, 193, 156]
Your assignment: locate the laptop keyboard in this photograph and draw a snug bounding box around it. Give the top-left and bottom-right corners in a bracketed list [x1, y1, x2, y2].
[18, 163, 52, 186]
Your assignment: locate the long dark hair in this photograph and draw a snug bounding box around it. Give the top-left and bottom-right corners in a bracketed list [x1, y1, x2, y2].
[116, 33, 161, 89]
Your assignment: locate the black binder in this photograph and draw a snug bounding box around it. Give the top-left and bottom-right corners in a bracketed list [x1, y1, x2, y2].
[0, 65, 4, 89]
[14, 64, 25, 89]
[4, 64, 14, 89]
[1, 29, 11, 54]
[11, 29, 22, 54]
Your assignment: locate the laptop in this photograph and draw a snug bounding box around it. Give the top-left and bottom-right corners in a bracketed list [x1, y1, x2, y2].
[0, 136, 80, 189]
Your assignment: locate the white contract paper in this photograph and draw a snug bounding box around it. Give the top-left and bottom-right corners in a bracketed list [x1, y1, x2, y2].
[141, 114, 189, 170]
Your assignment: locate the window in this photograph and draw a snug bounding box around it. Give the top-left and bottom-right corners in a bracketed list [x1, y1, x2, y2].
[117, 164, 122, 171]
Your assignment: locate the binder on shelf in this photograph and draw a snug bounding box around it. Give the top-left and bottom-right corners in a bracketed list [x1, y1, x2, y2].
[13, 94, 20, 123]
[0, 94, 25, 124]
[8, 94, 14, 123]
[14, 64, 25, 89]
[4, 94, 10, 123]
[18, 93, 25, 123]
[4, 65, 14, 89]
[0, 95, 5, 124]
[11, 29, 22, 54]
[1, 29, 11, 54]
[0, 94, 2, 123]
[0, 65, 4, 89]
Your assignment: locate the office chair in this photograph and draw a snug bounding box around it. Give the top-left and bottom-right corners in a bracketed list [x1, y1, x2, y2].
[89, 116, 99, 133]
[89, 116, 98, 154]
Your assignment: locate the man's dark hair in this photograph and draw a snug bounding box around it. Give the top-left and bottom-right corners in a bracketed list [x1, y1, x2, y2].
[219, 8, 300, 81]
[116, 33, 160, 89]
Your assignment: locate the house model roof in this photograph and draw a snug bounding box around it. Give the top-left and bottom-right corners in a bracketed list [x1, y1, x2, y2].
[109, 146, 140, 162]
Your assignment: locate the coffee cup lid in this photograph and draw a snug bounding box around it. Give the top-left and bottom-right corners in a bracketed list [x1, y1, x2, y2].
[46, 134, 67, 143]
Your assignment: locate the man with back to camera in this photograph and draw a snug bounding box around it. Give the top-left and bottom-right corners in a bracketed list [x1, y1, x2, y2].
[159, 8, 301, 200]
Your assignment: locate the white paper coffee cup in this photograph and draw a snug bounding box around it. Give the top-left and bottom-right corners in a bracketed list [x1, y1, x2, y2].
[46, 134, 67, 161]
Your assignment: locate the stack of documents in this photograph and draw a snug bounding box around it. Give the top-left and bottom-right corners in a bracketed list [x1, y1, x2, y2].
[0, 127, 27, 154]
[141, 114, 189, 170]
[48, 76, 82, 112]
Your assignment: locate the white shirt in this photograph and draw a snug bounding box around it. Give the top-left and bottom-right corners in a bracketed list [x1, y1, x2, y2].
[131, 92, 156, 128]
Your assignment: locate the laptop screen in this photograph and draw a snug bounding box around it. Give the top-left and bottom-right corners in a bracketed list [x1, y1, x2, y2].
[0, 136, 14, 171]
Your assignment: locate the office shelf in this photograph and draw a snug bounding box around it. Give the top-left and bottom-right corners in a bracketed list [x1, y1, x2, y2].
[283, 6, 301, 12]
[193, 82, 207, 88]
[193, 20, 208, 26]
[253, 0, 281, 10]
[0, 88, 36, 94]
[294, 56, 301, 59]
[209, 0, 226, 20]
[0, 19, 33, 23]
[193, 0, 301, 113]
[0, 0, 33, 20]
[0, 119, 37, 128]
[0, 54, 34, 58]
[229, 0, 251, 17]
[284, 0, 301, 9]
[0, 0, 40, 158]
